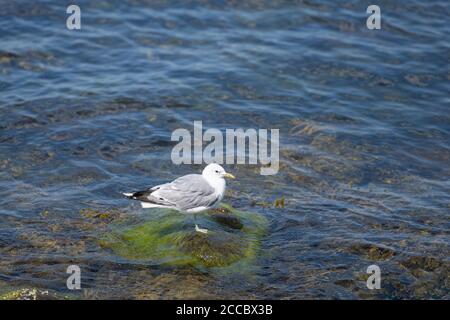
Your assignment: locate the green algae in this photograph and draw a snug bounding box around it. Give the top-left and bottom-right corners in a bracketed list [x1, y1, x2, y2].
[0, 288, 46, 300]
[100, 204, 267, 268]
[0, 286, 72, 300]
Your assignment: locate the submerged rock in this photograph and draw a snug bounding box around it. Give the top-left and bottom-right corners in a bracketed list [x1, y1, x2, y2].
[0, 287, 66, 300]
[209, 207, 244, 229]
[348, 243, 396, 260]
[100, 204, 267, 268]
[80, 208, 125, 222]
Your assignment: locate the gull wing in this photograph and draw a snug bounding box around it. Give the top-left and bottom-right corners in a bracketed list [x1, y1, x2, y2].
[150, 174, 218, 210]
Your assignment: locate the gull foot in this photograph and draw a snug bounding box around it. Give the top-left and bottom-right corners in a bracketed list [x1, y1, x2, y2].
[195, 224, 208, 234]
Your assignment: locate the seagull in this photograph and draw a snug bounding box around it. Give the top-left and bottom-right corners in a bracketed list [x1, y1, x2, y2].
[123, 163, 235, 233]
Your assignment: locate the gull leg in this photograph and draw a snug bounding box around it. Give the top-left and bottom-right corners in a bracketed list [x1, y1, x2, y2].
[195, 224, 208, 234]
[193, 213, 208, 234]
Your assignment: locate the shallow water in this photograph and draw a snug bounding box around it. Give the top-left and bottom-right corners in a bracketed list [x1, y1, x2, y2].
[0, 0, 449, 299]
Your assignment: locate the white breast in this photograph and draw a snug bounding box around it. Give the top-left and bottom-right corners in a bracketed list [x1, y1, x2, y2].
[205, 176, 226, 200]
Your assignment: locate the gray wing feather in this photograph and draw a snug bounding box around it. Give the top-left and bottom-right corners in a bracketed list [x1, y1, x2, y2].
[148, 174, 218, 210]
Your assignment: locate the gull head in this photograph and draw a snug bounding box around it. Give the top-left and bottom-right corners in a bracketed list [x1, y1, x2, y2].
[202, 163, 235, 181]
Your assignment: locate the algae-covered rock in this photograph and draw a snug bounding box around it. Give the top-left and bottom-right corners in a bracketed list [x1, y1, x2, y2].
[100, 204, 267, 268]
[0, 287, 69, 300]
[0, 288, 47, 300]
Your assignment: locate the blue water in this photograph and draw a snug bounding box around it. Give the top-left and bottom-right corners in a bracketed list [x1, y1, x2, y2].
[0, 0, 449, 299]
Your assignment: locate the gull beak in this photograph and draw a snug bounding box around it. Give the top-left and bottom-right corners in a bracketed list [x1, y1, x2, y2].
[223, 172, 236, 179]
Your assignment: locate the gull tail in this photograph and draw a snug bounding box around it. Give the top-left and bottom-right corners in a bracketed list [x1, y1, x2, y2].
[123, 190, 170, 209]
[122, 190, 148, 200]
